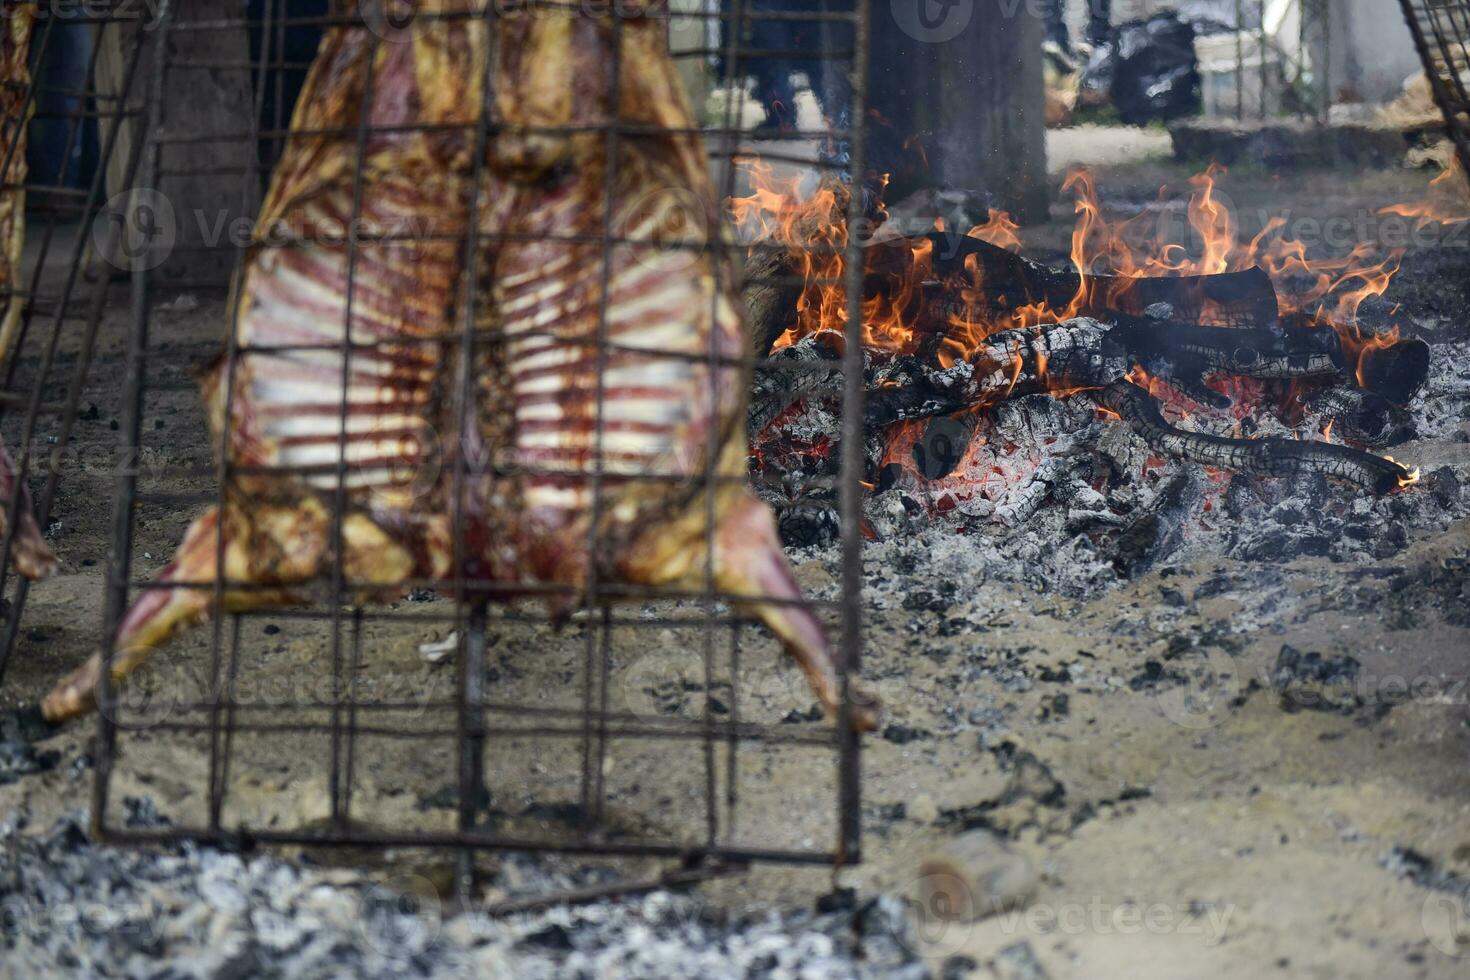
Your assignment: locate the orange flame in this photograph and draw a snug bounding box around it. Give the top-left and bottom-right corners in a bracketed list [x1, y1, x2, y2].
[731, 158, 1461, 488]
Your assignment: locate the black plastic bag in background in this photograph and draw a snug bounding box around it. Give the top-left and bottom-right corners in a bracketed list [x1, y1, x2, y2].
[1079, 12, 1203, 126]
[1111, 12, 1202, 125]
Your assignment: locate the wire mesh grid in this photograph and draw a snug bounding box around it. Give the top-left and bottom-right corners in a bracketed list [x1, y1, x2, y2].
[1216, 0, 1332, 121]
[75, 0, 870, 903]
[1399, 0, 1470, 186]
[0, 1, 155, 683]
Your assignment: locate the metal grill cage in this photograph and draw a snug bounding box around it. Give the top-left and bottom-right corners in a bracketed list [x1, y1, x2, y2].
[1400, 0, 1470, 184]
[65, 0, 869, 905]
[0, 2, 153, 681]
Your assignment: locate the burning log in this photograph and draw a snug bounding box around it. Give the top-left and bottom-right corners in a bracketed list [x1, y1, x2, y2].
[866, 319, 1126, 427]
[748, 311, 1427, 513]
[743, 230, 1282, 360]
[749, 330, 848, 436]
[901, 232, 1281, 330]
[1098, 379, 1419, 495]
[743, 247, 807, 357]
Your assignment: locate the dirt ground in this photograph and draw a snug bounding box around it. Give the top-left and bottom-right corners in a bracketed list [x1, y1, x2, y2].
[2, 140, 1468, 978]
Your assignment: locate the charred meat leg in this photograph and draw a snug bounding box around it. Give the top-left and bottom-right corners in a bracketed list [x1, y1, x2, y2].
[42, 499, 435, 721]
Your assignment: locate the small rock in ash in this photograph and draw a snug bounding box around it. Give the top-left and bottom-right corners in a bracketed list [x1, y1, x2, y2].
[1378, 846, 1438, 887]
[1128, 659, 1183, 691]
[0, 739, 60, 785]
[0, 707, 61, 786]
[943, 956, 981, 980]
[993, 940, 1052, 980]
[882, 724, 930, 745]
[1192, 574, 1233, 600]
[902, 582, 957, 614]
[1271, 645, 1363, 713]
[781, 704, 825, 724]
[415, 783, 491, 813]
[67, 753, 93, 779]
[123, 795, 170, 828]
[518, 922, 576, 952]
[815, 887, 857, 913]
[777, 503, 840, 548]
[1428, 466, 1461, 508]
[1038, 693, 1070, 720]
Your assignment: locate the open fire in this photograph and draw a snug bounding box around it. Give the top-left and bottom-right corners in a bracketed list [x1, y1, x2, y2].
[730, 159, 1469, 545]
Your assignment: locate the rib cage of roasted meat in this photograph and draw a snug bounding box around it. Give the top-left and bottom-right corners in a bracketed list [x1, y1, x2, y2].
[43, 2, 876, 731]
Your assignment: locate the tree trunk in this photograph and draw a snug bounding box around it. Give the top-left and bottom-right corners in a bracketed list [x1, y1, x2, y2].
[868, 0, 1049, 223]
[94, 2, 260, 287]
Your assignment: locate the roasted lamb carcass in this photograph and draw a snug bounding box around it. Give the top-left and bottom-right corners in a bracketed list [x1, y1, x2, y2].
[0, 3, 58, 581]
[44, 2, 875, 730]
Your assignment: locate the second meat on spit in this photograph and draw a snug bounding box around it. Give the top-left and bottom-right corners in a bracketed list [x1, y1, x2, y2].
[42, 2, 876, 730]
[0, 3, 59, 582]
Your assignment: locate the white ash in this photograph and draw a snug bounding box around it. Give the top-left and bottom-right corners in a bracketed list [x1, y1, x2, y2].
[781, 355, 1469, 600]
[0, 807, 929, 980]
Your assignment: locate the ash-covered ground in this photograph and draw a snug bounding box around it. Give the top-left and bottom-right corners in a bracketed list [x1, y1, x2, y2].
[0, 153, 1467, 979]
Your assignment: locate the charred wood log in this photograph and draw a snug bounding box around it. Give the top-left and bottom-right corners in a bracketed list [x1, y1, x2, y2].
[1301, 385, 1415, 448]
[1099, 380, 1418, 494]
[742, 247, 806, 357]
[866, 319, 1129, 427]
[1113, 314, 1343, 380]
[895, 232, 1281, 328]
[996, 458, 1070, 527]
[1110, 470, 1202, 579]
[745, 231, 1283, 358]
[748, 330, 848, 436]
[1356, 336, 1431, 405]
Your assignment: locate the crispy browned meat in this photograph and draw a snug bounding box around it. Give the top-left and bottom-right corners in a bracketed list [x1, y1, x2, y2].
[44, 1, 876, 731]
[0, 1, 30, 355]
[43, 2, 475, 721]
[0, 3, 58, 582]
[477, 3, 874, 727]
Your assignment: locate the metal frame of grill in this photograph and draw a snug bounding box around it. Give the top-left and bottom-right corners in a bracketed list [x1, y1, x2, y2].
[0, 1, 151, 682]
[74, 0, 870, 906]
[1399, 0, 1470, 186]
